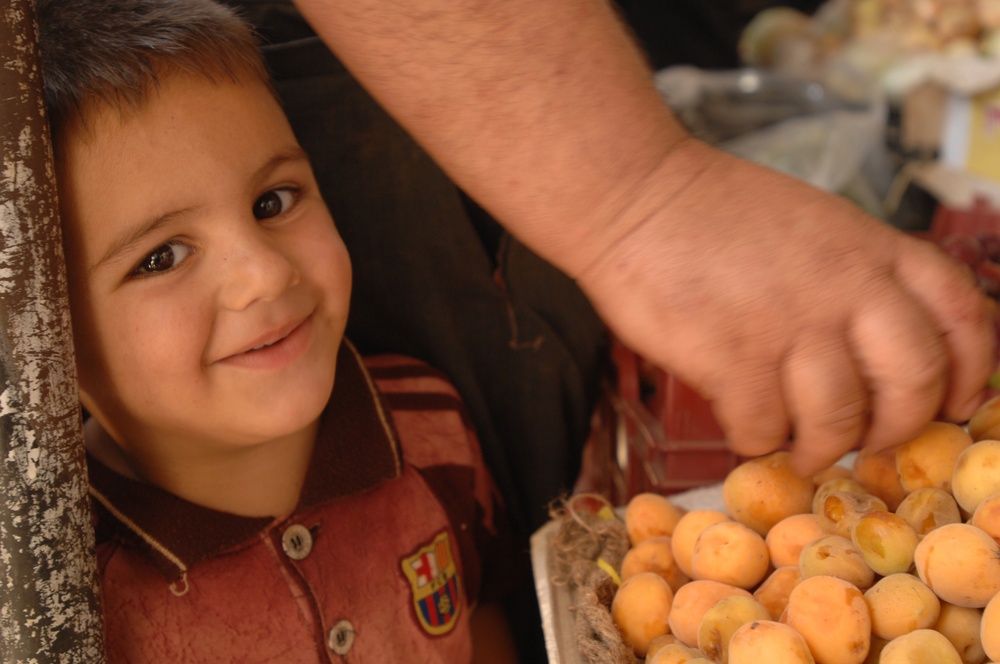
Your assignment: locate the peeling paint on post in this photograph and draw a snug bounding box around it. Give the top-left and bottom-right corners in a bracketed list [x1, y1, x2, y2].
[0, 1, 107, 661]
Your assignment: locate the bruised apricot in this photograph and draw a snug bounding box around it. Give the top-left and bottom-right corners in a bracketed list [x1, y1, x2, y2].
[895, 422, 971, 493]
[697, 595, 770, 664]
[798, 535, 874, 590]
[817, 491, 887, 539]
[849, 510, 919, 576]
[895, 487, 962, 536]
[812, 477, 868, 516]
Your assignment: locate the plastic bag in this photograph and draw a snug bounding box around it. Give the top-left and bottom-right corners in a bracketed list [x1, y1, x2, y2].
[654, 64, 888, 196]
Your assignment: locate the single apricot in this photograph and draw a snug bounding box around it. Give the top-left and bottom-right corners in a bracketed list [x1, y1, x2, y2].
[625, 492, 686, 546]
[951, 439, 1000, 515]
[723, 451, 815, 536]
[798, 534, 874, 590]
[782, 575, 871, 664]
[727, 619, 815, 664]
[690, 520, 770, 590]
[971, 492, 1000, 546]
[766, 513, 825, 568]
[914, 522, 1000, 608]
[863, 573, 940, 641]
[895, 487, 962, 536]
[611, 572, 674, 656]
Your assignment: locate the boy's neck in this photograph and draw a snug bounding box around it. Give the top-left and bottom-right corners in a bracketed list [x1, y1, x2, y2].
[84, 417, 318, 518]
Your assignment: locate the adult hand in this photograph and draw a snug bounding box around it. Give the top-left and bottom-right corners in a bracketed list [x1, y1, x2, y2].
[292, 0, 995, 475]
[576, 138, 996, 475]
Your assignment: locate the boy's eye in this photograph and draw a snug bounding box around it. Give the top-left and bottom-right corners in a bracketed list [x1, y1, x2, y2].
[133, 241, 192, 276]
[253, 188, 296, 220]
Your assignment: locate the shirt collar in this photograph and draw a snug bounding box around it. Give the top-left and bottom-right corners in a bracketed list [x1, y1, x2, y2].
[88, 339, 403, 581]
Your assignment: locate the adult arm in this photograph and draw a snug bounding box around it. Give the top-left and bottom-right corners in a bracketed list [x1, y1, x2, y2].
[292, 0, 995, 473]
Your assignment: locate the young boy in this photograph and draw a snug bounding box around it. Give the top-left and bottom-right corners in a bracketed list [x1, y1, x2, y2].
[36, 0, 521, 661]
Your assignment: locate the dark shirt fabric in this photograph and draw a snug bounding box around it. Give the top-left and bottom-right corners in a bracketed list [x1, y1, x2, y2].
[90, 343, 521, 663]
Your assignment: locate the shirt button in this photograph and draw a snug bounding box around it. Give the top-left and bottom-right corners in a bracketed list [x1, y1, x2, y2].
[328, 619, 355, 655]
[281, 524, 313, 560]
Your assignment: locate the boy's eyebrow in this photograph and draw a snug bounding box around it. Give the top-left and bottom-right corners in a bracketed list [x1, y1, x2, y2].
[92, 208, 195, 274]
[92, 147, 311, 273]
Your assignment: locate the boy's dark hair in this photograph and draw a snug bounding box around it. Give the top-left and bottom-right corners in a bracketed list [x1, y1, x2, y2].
[36, 0, 270, 146]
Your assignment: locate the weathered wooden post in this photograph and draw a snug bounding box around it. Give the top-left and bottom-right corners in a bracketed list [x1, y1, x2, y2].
[0, 1, 107, 660]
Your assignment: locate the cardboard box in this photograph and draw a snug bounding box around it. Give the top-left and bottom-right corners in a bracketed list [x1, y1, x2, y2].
[942, 86, 1000, 183]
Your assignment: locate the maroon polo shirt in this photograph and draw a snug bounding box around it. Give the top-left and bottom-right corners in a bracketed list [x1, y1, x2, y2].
[88, 342, 514, 663]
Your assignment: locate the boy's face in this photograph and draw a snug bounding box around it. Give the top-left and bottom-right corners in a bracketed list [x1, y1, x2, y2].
[59, 72, 352, 457]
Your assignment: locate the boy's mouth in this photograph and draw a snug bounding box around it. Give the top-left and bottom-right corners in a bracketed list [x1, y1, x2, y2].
[217, 314, 313, 365]
[240, 318, 303, 355]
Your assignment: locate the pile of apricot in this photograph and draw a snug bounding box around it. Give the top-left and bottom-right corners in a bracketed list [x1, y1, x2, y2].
[603, 396, 1000, 664]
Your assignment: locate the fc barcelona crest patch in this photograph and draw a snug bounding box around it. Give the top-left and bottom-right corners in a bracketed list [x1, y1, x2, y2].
[401, 530, 462, 636]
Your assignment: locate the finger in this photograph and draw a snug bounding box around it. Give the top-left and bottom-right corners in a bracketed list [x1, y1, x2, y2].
[850, 286, 948, 453]
[710, 357, 791, 459]
[896, 239, 996, 421]
[781, 328, 869, 477]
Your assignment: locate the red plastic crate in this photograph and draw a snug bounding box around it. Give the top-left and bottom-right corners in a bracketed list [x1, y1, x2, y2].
[926, 196, 1000, 243]
[575, 339, 745, 503]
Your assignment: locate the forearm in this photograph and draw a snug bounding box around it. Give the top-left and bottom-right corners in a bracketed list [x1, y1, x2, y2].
[293, 0, 693, 276]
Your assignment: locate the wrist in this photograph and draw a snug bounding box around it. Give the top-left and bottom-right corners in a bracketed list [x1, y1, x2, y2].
[570, 137, 719, 282]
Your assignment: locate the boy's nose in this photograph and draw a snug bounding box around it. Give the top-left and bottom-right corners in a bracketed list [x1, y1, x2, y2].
[216, 227, 300, 311]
